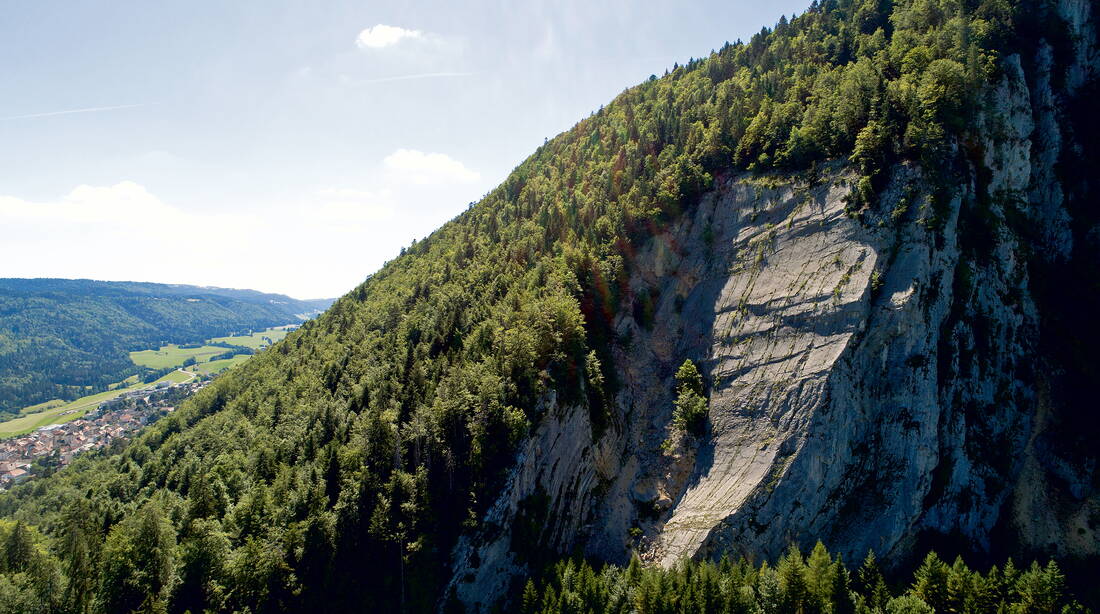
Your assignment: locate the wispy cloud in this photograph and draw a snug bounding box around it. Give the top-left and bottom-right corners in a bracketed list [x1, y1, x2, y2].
[358, 72, 474, 85]
[0, 103, 146, 121]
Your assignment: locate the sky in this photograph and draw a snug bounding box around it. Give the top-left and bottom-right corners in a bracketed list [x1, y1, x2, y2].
[0, 0, 809, 299]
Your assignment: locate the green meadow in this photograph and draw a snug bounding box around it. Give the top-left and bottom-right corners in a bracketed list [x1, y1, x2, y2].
[131, 327, 290, 371]
[161, 369, 195, 383]
[18, 399, 66, 415]
[192, 354, 250, 375]
[129, 344, 230, 370]
[209, 326, 290, 350]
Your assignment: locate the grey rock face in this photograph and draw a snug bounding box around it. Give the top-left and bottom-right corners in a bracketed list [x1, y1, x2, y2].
[448, 6, 1100, 609]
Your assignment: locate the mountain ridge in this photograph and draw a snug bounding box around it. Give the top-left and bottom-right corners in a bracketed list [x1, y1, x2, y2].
[0, 278, 332, 309]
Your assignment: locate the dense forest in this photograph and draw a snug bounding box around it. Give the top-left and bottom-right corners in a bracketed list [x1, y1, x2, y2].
[0, 279, 331, 417]
[0, 0, 1095, 612]
[519, 546, 1085, 614]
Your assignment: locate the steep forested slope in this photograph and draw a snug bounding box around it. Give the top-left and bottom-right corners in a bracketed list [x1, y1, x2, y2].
[1, 0, 1098, 612]
[0, 279, 331, 415]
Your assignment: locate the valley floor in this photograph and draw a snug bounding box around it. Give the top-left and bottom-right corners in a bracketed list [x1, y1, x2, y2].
[0, 376, 208, 488]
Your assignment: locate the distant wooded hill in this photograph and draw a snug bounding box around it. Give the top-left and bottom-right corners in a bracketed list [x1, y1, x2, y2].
[0, 278, 332, 416]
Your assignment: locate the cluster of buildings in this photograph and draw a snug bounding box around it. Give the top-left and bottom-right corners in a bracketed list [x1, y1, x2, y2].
[0, 379, 209, 488]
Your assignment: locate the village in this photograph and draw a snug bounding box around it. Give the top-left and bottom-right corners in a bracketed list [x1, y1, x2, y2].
[0, 378, 210, 488]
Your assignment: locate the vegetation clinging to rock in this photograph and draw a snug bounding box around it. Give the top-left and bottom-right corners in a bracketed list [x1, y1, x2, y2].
[673, 359, 708, 437]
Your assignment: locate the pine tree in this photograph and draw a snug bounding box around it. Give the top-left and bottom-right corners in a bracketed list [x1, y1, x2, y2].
[176, 518, 231, 614]
[945, 555, 973, 614]
[98, 503, 177, 614]
[804, 541, 838, 612]
[778, 545, 809, 613]
[911, 552, 948, 612]
[1013, 560, 1066, 613]
[832, 561, 856, 614]
[758, 562, 782, 614]
[62, 523, 94, 614]
[885, 594, 935, 613]
[521, 578, 540, 614]
[0, 521, 33, 573]
[856, 550, 891, 610]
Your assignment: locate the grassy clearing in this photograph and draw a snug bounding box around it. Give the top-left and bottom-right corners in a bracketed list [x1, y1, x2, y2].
[209, 327, 289, 350]
[109, 375, 141, 390]
[19, 399, 66, 415]
[130, 344, 229, 369]
[161, 370, 194, 384]
[0, 371, 193, 439]
[193, 354, 251, 375]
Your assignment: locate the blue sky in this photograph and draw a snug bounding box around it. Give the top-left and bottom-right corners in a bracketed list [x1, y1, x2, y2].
[0, 0, 808, 299]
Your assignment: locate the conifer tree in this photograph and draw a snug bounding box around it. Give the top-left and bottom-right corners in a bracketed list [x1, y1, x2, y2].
[0, 521, 33, 573]
[98, 503, 177, 614]
[911, 552, 949, 612]
[778, 545, 810, 613]
[673, 359, 708, 436]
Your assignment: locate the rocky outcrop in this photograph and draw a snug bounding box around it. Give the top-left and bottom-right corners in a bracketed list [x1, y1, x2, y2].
[448, 5, 1100, 608]
[614, 169, 887, 567]
[449, 167, 879, 609]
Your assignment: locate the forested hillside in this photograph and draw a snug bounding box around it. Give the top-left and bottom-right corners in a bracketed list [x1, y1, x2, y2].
[1, 0, 1097, 612]
[0, 279, 331, 416]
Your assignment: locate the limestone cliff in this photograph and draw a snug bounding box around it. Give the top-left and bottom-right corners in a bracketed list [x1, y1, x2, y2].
[449, 2, 1100, 608]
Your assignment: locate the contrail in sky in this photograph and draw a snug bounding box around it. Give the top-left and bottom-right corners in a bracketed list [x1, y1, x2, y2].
[359, 72, 474, 84]
[0, 103, 146, 121]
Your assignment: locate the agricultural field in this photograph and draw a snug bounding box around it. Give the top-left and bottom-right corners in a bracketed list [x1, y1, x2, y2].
[209, 326, 290, 350]
[0, 371, 194, 438]
[18, 399, 66, 414]
[129, 344, 230, 369]
[109, 375, 142, 389]
[190, 354, 250, 375]
[161, 369, 195, 383]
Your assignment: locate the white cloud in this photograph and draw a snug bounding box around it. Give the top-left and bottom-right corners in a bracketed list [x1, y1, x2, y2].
[0, 182, 398, 236]
[0, 183, 244, 293]
[383, 149, 479, 184]
[356, 24, 423, 49]
[0, 181, 180, 224]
